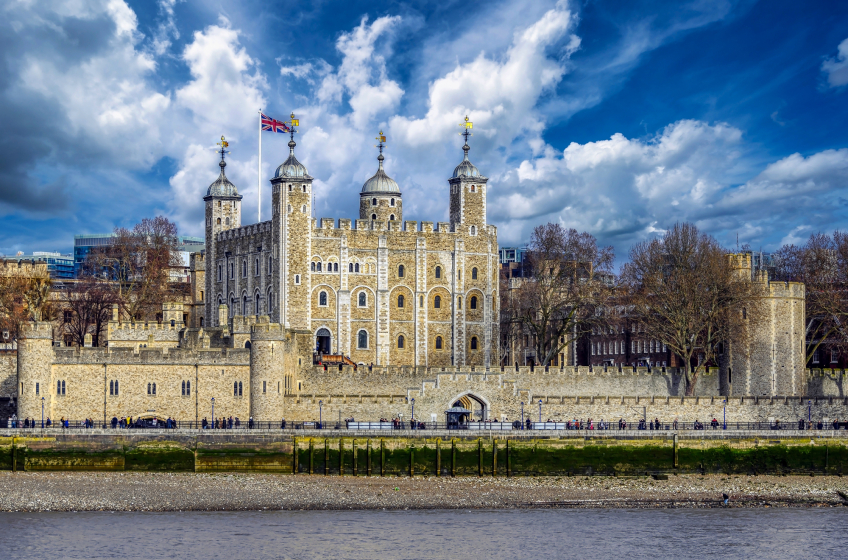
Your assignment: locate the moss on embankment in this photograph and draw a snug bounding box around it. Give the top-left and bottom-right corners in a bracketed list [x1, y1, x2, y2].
[1, 435, 847, 475]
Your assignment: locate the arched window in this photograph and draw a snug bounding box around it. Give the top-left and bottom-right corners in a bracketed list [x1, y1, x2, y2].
[334, 263, 338, 272]
[358, 330, 368, 349]
[199, 317, 204, 327]
[358, 292, 366, 307]
[372, 198, 377, 206]
[147, 383, 151, 395]
[397, 294, 404, 308]
[470, 296, 477, 309]
[268, 290, 274, 310]
[185, 380, 189, 395]
[372, 214, 377, 220]
[216, 217, 221, 225]
[109, 380, 114, 395]
[255, 291, 261, 313]
[301, 205, 307, 213]
[471, 337, 478, 350]
[319, 291, 328, 306]
[243, 294, 248, 314]
[234, 381, 238, 396]
[471, 185, 476, 192]
[225, 217, 230, 225]
[317, 262, 322, 272]
[435, 266, 441, 279]
[181, 380, 186, 396]
[434, 295, 441, 308]
[470, 226, 476, 235]
[472, 267, 478, 280]
[217, 264, 222, 282]
[295, 275, 300, 284]
[245, 340, 252, 349]
[229, 263, 234, 278]
[288, 185, 292, 192]
[311, 262, 315, 271]
[398, 335, 405, 348]
[349, 263, 353, 272]
[435, 336, 443, 349]
[268, 255, 273, 275]
[398, 264, 404, 278]
[390, 214, 395, 221]
[255, 258, 259, 275]
[114, 380, 118, 395]
[239, 381, 243, 396]
[302, 185, 307, 192]
[390, 198, 395, 206]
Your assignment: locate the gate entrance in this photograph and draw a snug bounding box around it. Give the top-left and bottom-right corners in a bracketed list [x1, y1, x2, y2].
[315, 328, 331, 354]
[452, 393, 487, 421]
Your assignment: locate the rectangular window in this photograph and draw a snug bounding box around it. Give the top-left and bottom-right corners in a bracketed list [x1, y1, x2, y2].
[832, 349, 839, 363]
[813, 350, 821, 364]
[35, 382, 39, 395]
[263, 380, 266, 394]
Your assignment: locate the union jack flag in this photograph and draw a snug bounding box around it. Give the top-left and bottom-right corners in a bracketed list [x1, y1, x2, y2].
[261, 113, 290, 133]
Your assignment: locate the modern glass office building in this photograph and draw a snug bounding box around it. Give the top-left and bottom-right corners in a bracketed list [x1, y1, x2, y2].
[74, 234, 204, 277]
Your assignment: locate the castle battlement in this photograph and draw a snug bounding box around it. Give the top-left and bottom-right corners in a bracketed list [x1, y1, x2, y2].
[0, 259, 48, 279]
[21, 321, 52, 339]
[215, 220, 272, 242]
[50, 344, 250, 365]
[761, 280, 805, 298]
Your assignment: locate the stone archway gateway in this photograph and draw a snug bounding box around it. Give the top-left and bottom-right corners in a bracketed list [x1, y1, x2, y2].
[315, 328, 331, 354]
[452, 393, 487, 421]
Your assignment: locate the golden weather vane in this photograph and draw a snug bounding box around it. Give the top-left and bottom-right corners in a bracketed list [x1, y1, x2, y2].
[375, 130, 386, 154]
[459, 115, 472, 143]
[216, 135, 230, 162]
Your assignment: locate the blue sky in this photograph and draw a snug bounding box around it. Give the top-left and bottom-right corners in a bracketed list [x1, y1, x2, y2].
[1, 0, 848, 261]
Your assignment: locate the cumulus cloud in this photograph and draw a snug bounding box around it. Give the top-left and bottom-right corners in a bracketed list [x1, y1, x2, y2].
[822, 38, 848, 88]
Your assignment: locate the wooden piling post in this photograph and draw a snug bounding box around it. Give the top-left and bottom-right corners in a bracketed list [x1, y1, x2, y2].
[380, 438, 385, 476]
[339, 439, 344, 476]
[409, 443, 415, 477]
[353, 440, 358, 476]
[436, 439, 441, 477]
[293, 437, 298, 474]
[451, 439, 456, 477]
[324, 439, 329, 475]
[367, 439, 372, 476]
[506, 439, 511, 477]
[673, 434, 679, 469]
[309, 439, 314, 475]
[478, 439, 483, 477]
[492, 439, 497, 477]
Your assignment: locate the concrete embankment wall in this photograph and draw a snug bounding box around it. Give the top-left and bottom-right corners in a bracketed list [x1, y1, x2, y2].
[2, 431, 848, 476]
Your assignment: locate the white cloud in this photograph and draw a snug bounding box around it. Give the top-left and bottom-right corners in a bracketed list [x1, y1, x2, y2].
[822, 38, 848, 88]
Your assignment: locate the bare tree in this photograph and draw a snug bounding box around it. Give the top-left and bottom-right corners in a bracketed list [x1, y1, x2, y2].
[87, 216, 183, 321]
[623, 223, 757, 395]
[64, 278, 116, 347]
[498, 268, 523, 366]
[511, 224, 616, 367]
[773, 231, 848, 364]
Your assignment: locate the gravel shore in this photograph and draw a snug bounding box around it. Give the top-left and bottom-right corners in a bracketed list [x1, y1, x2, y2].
[1, 472, 847, 512]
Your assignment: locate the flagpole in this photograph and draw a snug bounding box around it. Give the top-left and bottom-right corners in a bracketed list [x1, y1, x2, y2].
[258, 109, 262, 223]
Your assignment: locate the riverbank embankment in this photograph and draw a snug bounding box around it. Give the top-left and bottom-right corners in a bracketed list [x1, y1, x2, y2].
[1, 472, 846, 511]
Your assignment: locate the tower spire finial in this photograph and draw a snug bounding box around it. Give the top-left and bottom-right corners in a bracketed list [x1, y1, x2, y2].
[375, 130, 386, 169]
[459, 115, 472, 160]
[286, 112, 300, 155]
[216, 135, 230, 168]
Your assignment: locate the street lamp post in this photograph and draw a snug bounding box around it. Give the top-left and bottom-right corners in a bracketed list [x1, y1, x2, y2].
[520, 401, 524, 430]
[411, 398, 415, 430]
[538, 399, 542, 423]
[319, 400, 323, 429]
[41, 396, 45, 429]
[723, 399, 727, 430]
[211, 397, 215, 429]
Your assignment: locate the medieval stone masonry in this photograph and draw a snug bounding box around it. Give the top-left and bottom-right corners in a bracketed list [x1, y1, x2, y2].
[7, 126, 848, 424]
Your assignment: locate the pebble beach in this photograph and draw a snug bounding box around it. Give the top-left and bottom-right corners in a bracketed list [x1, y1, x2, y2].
[1, 472, 847, 512]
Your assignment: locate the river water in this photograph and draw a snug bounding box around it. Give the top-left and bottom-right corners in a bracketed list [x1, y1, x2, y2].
[0, 509, 846, 559]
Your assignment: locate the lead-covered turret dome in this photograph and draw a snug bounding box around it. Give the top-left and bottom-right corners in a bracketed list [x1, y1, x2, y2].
[207, 160, 239, 197]
[275, 140, 310, 179]
[362, 153, 401, 193]
[452, 142, 481, 178]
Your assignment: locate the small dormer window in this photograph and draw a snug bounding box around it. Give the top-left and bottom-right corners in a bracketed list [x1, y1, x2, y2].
[372, 198, 377, 206]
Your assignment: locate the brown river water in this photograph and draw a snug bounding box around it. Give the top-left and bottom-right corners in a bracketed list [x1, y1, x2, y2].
[0, 508, 846, 559]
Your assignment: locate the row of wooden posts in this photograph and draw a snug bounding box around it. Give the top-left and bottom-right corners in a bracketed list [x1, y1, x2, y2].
[293, 438, 511, 476]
